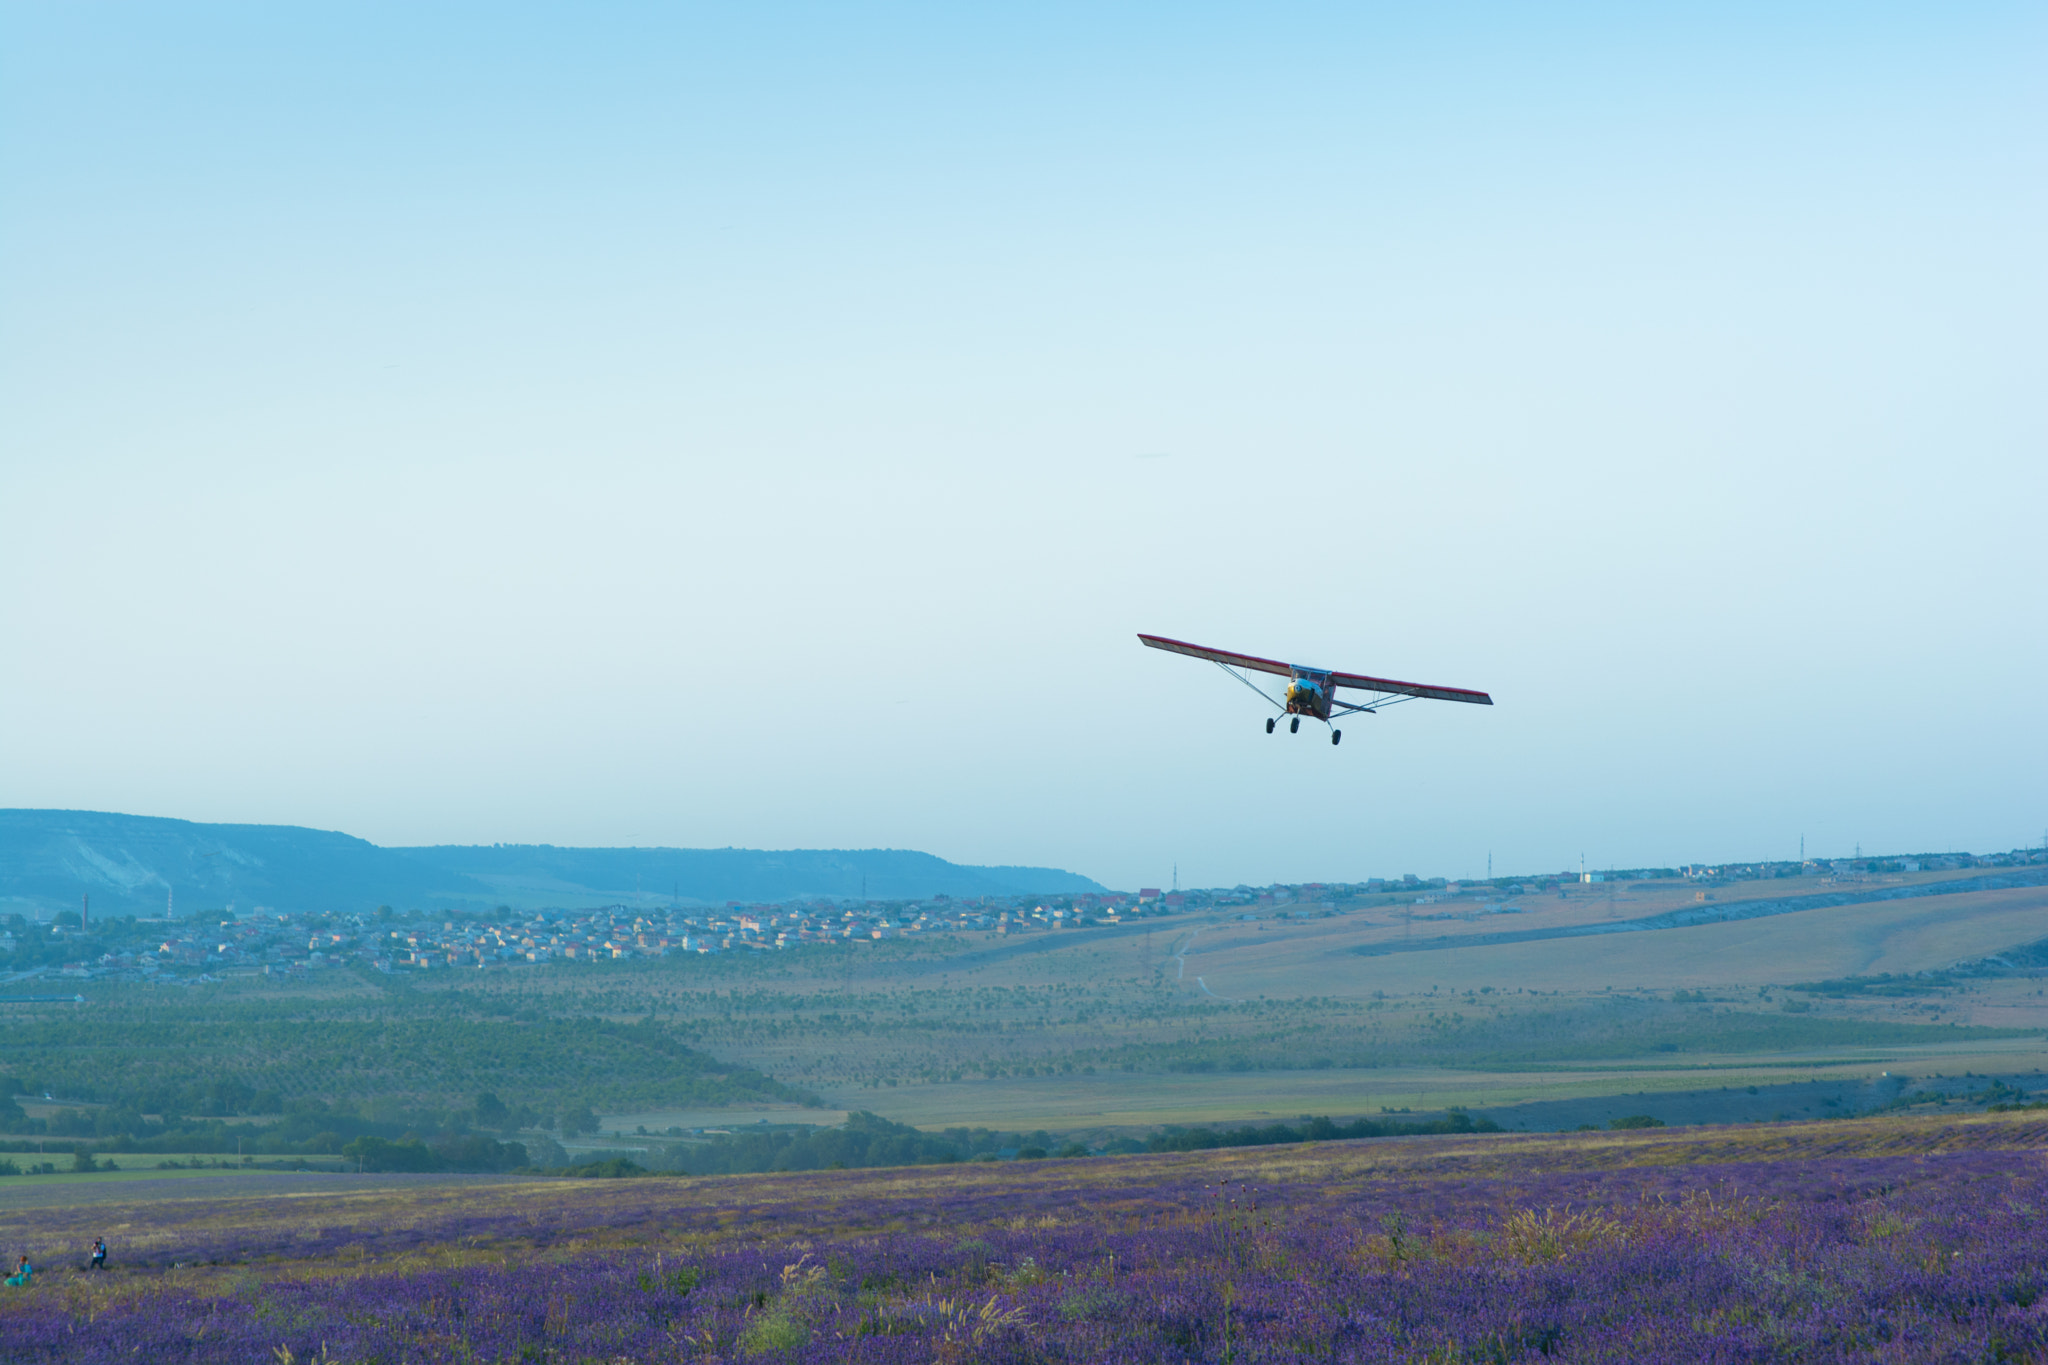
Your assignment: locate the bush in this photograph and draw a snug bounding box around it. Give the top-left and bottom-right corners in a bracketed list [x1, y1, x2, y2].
[1608, 1115, 1666, 1130]
[1058, 1287, 1129, 1321]
[524, 1134, 569, 1168]
[738, 1310, 809, 1355]
[661, 1111, 1030, 1177]
[1147, 1110, 1499, 1153]
[553, 1158, 648, 1179]
[433, 1134, 528, 1172]
[342, 1137, 443, 1172]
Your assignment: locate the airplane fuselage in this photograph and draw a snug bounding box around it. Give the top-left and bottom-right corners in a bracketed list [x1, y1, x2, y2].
[1284, 668, 1334, 720]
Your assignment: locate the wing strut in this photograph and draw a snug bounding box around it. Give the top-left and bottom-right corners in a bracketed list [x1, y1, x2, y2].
[1332, 694, 1414, 716]
[1215, 661, 1285, 712]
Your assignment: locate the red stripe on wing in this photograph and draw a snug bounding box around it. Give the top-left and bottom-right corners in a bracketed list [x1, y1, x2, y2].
[1330, 672, 1493, 705]
[1137, 634, 1294, 678]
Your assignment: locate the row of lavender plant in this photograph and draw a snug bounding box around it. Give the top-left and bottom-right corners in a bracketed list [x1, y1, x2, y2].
[3, 1150, 2044, 1361]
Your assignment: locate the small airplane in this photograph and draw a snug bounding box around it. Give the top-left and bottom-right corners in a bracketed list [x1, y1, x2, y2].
[1138, 633, 1492, 745]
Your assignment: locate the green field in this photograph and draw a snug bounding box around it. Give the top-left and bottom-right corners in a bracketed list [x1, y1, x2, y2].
[1, 870, 2042, 1161]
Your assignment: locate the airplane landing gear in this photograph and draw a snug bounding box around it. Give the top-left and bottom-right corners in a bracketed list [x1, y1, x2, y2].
[1265, 717, 1276, 734]
[1331, 729, 1342, 745]
[1289, 716, 1300, 733]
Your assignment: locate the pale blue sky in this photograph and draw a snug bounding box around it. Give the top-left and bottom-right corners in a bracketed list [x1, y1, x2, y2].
[3, 4, 2043, 889]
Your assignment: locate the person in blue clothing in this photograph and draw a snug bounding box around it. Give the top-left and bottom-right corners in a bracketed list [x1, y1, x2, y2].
[5, 1255, 31, 1287]
[88, 1238, 107, 1271]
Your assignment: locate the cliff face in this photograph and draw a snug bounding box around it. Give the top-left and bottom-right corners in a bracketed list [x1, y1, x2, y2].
[0, 809, 1104, 918]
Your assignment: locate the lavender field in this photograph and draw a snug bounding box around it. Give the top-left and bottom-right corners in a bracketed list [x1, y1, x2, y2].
[3, 1113, 2046, 1363]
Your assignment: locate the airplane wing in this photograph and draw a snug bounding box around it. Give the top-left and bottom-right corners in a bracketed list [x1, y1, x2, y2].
[1330, 670, 1493, 706]
[1137, 634, 1293, 678]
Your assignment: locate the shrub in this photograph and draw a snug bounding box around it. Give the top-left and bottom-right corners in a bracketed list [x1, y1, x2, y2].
[739, 1309, 809, 1354]
[341, 1137, 442, 1172]
[555, 1158, 648, 1179]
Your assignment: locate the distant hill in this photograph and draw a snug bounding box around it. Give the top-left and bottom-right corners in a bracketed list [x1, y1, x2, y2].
[0, 810, 1105, 919]
[398, 844, 1106, 907]
[0, 810, 477, 920]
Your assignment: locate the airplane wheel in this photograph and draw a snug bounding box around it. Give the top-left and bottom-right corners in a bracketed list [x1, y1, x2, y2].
[1332, 730, 1342, 746]
[1265, 717, 1276, 734]
[1289, 717, 1300, 733]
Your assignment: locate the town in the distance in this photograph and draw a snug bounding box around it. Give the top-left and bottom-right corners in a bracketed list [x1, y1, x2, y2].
[23, 845, 2043, 987]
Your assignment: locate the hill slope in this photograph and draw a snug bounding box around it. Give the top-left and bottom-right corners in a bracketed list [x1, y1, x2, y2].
[398, 844, 1105, 905]
[0, 809, 480, 919]
[0, 810, 1105, 918]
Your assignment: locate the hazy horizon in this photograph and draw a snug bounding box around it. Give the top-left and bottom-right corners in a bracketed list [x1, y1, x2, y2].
[4, 5, 2042, 889]
[2, 804, 2032, 900]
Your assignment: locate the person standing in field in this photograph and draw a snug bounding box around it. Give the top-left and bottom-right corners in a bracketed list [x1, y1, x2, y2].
[88, 1237, 107, 1271]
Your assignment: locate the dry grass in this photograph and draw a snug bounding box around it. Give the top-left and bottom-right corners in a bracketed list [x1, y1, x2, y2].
[1179, 883, 2048, 1001]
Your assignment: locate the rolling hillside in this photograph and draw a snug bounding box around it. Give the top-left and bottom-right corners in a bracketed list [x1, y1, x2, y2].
[398, 843, 1105, 906]
[0, 810, 1105, 918]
